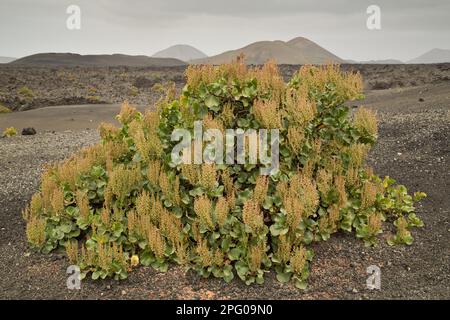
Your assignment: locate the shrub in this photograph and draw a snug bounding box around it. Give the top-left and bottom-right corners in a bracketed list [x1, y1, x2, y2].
[18, 86, 35, 99]
[87, 96, 102, 103]
[129, 86, 139, 97]
[0, 104, 12, 114]
[23, 61, 425, 288]
[3, 126, 17, 137]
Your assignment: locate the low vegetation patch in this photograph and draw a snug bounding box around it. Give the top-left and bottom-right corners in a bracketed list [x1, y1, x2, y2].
[18, 86, 35, 99]
[3, 126, 17, 137]
[0, 104, 12, 114]
[23, 61, 425, 288]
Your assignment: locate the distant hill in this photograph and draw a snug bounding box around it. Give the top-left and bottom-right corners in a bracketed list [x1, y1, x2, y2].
[346, 59, 403, 64]
[152, 44, 207, 62]
[0, 56, 16, 63]
[191, 37, 343, 65]
[10, 53, 186, 67]
[286, 37, 343, 64]
[407, 48, 450, 64]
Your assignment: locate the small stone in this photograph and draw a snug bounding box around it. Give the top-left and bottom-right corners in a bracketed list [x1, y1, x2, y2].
[121, 290, 126, 295]
[21, 127, 37, 135]
[352, 288, 358, 293]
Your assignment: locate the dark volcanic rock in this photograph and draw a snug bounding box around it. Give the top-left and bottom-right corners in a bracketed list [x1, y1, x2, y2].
[21, 127, 36, 135]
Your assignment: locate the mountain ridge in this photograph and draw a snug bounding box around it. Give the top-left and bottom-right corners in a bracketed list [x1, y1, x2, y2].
[10, 53, 186, 67]
[407, 48, 450, 64]
[191, 37, 344, 65]
[152, 44, 207, 62]
[0, 56, 16, 64]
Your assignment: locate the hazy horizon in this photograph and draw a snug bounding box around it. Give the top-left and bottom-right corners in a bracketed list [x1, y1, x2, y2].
[1, 0, 449, 62]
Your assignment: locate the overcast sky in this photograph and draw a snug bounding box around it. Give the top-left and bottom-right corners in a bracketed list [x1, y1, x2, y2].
[0, 0, 449, 61]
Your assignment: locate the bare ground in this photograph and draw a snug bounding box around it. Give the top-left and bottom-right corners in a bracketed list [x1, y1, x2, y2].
[1, 64, 449, 111]
[0, 81, 449, 300]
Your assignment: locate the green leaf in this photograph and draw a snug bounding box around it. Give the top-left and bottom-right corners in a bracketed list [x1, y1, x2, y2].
[255, 275, 264, 285]
[294, 279, 308, 290]
[221, 237, 231, 251]
[140, 251, 154, 266]
[387, 237, 396, 246]
[404, 235, 414, 245]
[60, 223, 72, 234]
[223, 266, 234, 283]
[276, 271, 292, 283]
[270, 224, 288, 236]
[228, 248, 241, 261]
[205, 95, 220, 111]
[92, 271, 101, 280]
[302, 230, 314, 245]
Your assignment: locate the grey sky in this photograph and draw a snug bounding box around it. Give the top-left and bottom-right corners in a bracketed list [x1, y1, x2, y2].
[0, 0, 449, 61]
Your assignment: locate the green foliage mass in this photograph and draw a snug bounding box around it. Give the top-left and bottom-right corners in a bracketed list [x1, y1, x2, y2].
[23, 61, 425, 288]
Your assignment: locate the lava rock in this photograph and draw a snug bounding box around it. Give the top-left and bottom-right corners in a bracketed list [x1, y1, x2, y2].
[21, 127, 36, 135]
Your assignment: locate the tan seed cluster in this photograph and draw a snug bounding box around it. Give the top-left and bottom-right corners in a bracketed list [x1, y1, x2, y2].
[221, 168, 234, 196]
[334, 175, 347, 208]
[253, 176, 269, 206]
[253, 99, 282, 129]
[290, 246, 307, 274]
[396, 216, 410, 239]
[23, 193, 43, 221]
[98, 122, 119, 140]
[182, 164, 200, 186]
[194, 196, 214, 229]
[108, 165, 142, 201]
[147, 160, 161, 188]
[66, 240, 79, 264]
[76, 191, 90, 220]
[276, 235, 292, 264]
[215, 197, 229, 228]
[287, 127, 305, 155]
[361, 181, 377, 209]
[345, 166, 360, 188]
[26, 217, 46, 247]
[242, 199, 264, 231]
[146, 224, 166, 259]
[248, 243, 265, 272]
[196, 238, 213, 267]
[200, 164, 217, 191]
[368, 212, 382, 235]
[116, 101, 137, 125]
[285, 88, 316, 126]
[347, 143, 369, 168]
[203, 114, 224, 132]
[354, 107, 378, 137]
[219, 103, 234, 127]
[296, 65, 363, 103]
[317, 168, 332, 197]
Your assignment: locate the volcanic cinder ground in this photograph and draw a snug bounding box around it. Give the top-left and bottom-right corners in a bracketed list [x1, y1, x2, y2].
[0, 64, 449, 299]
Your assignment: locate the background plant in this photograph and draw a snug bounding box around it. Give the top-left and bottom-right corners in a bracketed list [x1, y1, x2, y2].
[2, 126, 17, 137]
[23, 60, 425, 288]
[0, 104, 12, 114]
